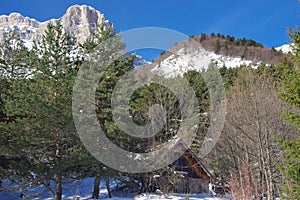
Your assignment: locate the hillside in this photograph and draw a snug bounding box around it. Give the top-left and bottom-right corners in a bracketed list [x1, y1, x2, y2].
[149, 34, 291, 77]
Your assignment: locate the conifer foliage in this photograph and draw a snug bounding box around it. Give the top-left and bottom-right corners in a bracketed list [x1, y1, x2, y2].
[0, 21, 85, 200]
[278, 27, 300, 199]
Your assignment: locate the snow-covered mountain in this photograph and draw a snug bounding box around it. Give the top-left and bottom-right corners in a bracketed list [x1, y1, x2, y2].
[133, 55, 151, 68]
[148, 38, 291, 78]
[0, 5, 113, 45]
[275, 43, 293, 54]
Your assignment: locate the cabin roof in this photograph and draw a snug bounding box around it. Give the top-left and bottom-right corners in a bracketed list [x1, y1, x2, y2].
[182, 148, 212, 180]
[171, 140, 213, 181]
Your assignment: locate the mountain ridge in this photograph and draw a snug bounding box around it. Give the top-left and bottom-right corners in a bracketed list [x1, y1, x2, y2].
[0, 5, 113, 45]
[148, 35, 291, 77]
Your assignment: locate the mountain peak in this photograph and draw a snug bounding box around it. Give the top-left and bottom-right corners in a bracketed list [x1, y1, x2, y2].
[66, 4, 98, 12]
[0, 5, 113, 44]
[64, 4, 104, 23]
[0, 12, 39, 28]
[61, 5, 110, 43]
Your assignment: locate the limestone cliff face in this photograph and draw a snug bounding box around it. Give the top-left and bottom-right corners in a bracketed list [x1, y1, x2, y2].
[0, 13, 39, 27]
[0, 5, 114, 44]
[0, 13, 40, 42]
[60, 5, 113, 44]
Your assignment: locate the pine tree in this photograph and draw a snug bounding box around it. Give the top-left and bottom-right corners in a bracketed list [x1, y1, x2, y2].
[200, 33, 207, 42]
[0, 33, 33, 188]
[278, 27, 300, 199]
[2, 21, 85, 200]
[129, 81, 181, 150]
[183, 70, 209, 153]
[214, 39, 221, 54]
[81, 22, 134, 198]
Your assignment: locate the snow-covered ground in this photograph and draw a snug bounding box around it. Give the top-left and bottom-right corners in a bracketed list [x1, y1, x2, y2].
[0, 177, 228, 200]
[130, 193, 228, 200]
[151, 46, 261, 78]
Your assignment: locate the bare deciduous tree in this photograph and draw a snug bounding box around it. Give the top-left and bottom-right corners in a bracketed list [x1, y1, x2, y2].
[216, 67, 297, 199]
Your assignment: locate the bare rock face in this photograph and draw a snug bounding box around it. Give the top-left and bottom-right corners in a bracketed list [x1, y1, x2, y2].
[0, 13, 39, 27]
[61, 5, 113, 44]
[0, 13, 40, 42]
[0, 5, 114, 45]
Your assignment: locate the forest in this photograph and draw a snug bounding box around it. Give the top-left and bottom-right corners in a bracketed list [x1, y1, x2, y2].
[0, 18, 299, 200]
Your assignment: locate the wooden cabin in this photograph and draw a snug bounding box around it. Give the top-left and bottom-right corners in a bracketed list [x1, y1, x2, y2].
[171, 148, 212, 193]
[150, 147, 213, 194]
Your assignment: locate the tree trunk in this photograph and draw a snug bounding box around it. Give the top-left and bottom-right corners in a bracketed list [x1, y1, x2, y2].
[105, 177, 112, 198]
[265, 137, 274, 200]
[263, 167, 270, 200]
[258, 155, 265, 199]
[141, 179, 147, 193]
[54, 175, 62, 200]
[238, 167, 245, 199]
[54, 130, 62, 200]
[92, 175, 101, 199]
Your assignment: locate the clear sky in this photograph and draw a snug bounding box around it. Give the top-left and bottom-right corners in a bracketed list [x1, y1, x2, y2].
[0, 0, 299, 60]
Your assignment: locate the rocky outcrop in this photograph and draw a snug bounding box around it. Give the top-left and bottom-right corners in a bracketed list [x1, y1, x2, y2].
[0, 13, 39, 27]
[0, 5, 114, 45]
[60, 5, 113, 44]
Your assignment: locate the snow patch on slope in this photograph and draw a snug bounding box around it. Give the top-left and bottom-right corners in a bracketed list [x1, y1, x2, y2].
[152, 46, 261, 78]
[275, 43, 294, 54]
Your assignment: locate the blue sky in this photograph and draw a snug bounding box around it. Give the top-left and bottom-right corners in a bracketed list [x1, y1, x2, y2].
[0, 0, 299, 60]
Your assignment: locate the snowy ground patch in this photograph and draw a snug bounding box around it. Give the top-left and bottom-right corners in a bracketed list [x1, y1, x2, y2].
[0, 177, 229, 200]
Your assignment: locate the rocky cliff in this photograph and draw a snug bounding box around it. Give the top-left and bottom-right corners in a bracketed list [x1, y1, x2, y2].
[0, 5, 113, 45]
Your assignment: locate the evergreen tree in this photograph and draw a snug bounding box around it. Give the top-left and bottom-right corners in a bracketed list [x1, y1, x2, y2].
[278, 27, 300, 199]
[183, 70, 209, 152]
[2, 21, 85, 200]
[214, 39, 221, 54]
[241, 46, 247, 60]
[240, 37, 247, 46]
[0, 33, 33, 189]
[129, 81, 181, 150]
[81, 21, 134, 198]
[200, 33, 207, 42]
[219, 65, 241, 89]
[82, 23, 114, 53]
